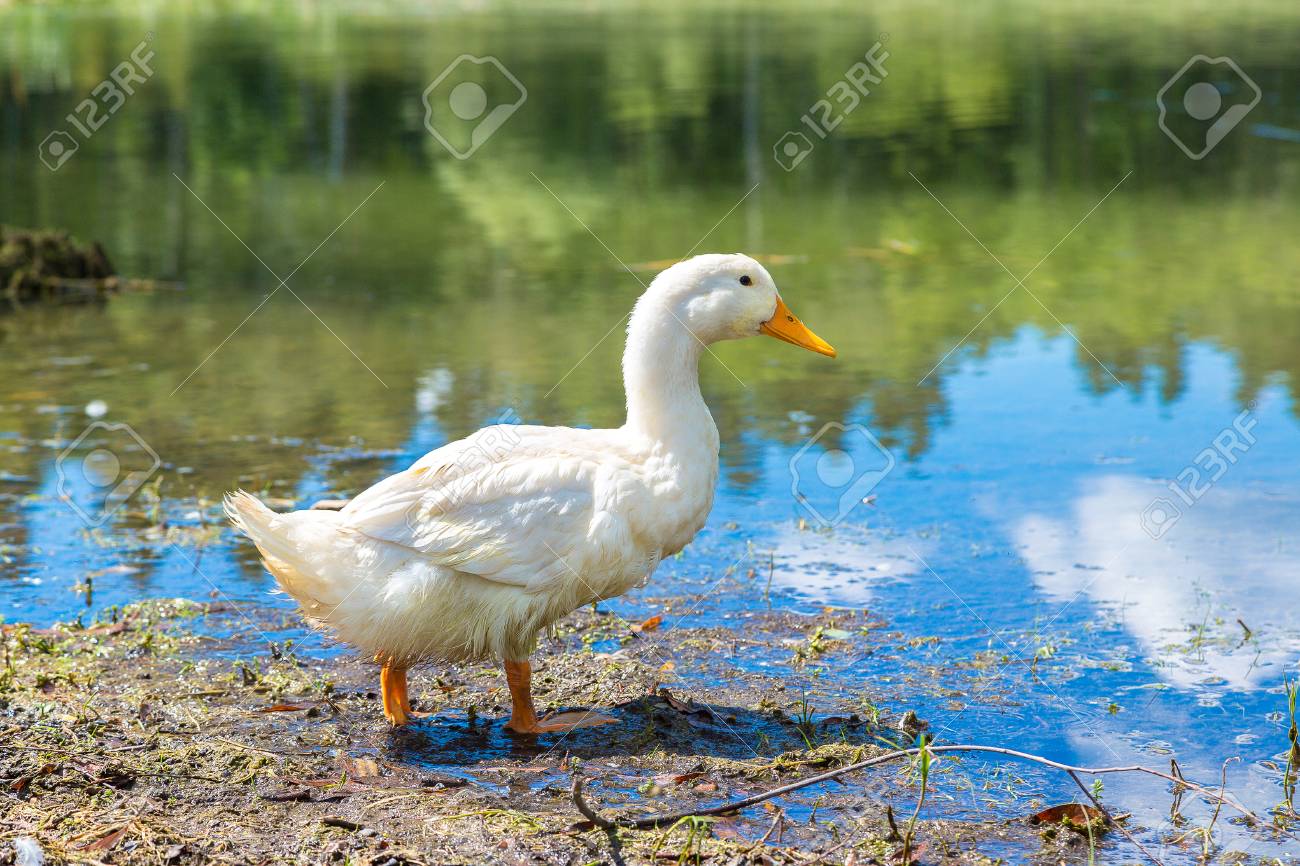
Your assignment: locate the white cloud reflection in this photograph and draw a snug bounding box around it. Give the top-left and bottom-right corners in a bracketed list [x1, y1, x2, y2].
[1014, 474, 1300, 691]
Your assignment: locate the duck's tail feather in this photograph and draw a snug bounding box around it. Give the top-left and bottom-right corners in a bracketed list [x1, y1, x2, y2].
[224, 490, 344, 616]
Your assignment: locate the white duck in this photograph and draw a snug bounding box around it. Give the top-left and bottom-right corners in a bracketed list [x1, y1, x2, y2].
[225, 253, 835, 731]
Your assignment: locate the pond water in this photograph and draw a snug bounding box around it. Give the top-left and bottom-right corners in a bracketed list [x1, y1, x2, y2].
[2, 1, 1299, 860]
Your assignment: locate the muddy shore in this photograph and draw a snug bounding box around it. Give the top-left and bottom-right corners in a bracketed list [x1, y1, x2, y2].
[4, 596, 1279, 865]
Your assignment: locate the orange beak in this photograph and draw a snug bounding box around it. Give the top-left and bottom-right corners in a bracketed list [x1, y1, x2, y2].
[759, 296, 837, 357]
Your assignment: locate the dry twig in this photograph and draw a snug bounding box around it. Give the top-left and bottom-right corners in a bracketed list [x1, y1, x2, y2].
[571, 742, 1289, 864]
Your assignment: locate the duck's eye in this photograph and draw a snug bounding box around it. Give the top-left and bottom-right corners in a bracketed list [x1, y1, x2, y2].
[739, 275, 753, 286]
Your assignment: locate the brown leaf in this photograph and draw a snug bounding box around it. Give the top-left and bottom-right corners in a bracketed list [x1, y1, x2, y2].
[81, 826, 130, 852]
[10, 763, 55, 792]
[1030, 803, 1108, 830]
[653, 771, 705, 786]
[258, 703, 308, 713]
[632, 614, 663, 633]
[658, 688, 707, 715]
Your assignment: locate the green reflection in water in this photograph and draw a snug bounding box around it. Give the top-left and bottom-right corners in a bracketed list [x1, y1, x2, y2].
[0, 0, 1297, 500]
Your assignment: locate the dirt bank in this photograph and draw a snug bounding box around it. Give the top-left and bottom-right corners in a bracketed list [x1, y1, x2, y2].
[0, 599, 1231, 865]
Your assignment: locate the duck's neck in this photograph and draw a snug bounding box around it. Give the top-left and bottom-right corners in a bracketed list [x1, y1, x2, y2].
[622, 301, 717, 450]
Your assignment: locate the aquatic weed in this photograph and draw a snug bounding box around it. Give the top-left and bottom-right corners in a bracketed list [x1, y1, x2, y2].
[855, 695, 882, 726]
[902, 734, 931, 863]
[793, 695, 817, 748]
[1284, 677, 1298, 817]
[650, 815, 714, 865]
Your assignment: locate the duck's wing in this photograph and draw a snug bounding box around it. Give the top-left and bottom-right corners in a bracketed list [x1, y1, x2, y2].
[339, 425, 627, 593]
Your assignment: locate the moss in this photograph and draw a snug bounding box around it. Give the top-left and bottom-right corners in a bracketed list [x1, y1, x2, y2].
[0, 225, 117, 306]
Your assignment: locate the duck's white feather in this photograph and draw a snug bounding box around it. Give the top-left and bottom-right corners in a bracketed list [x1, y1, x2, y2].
[225, 423, 705, 664]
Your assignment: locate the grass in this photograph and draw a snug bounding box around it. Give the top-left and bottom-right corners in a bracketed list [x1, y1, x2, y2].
[651, 815, 714, 866]
[902, 733, 932, 864]
[1284, 678, 1299, 818]
[793, 695, 817, 749]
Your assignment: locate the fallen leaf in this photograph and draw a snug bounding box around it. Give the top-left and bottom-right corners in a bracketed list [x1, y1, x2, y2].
[81, 826, 130, 852]
[653, 771, 705, 786]
[257, 704, 308, 713]
[632, 614, 663, 633]
[658, 688, 708, 716]
[10, 763, 55, 792]
[1030, 803, 1108, 831]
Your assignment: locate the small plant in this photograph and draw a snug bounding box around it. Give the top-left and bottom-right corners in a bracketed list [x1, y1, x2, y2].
[902, 734, 932, 863]
[139, 473, 165, 525]
[651, 815, 714, 865]
[0, 620, 14, 692]
[72, 574, 93, 607]
[793, 695, 817, 748]
[1284, 678, 1299, 816]
[791, 626, 830, 665]
[856, 695, 882, 726]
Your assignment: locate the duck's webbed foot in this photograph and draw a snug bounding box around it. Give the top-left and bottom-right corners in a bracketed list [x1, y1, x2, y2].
[501, 658, 618, 734]
[512, 710, 619, 733]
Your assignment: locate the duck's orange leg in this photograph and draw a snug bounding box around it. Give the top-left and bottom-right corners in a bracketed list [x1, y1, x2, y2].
[503, 659, 617, 734]
[394, 670, 413, 715]
[379, 660, 410, 726]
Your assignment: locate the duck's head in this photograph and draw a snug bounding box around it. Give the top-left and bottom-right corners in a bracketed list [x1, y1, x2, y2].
[646, 253, 836, 358]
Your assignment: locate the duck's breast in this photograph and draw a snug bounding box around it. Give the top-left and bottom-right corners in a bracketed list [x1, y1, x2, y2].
[616, 438, 718, 561]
